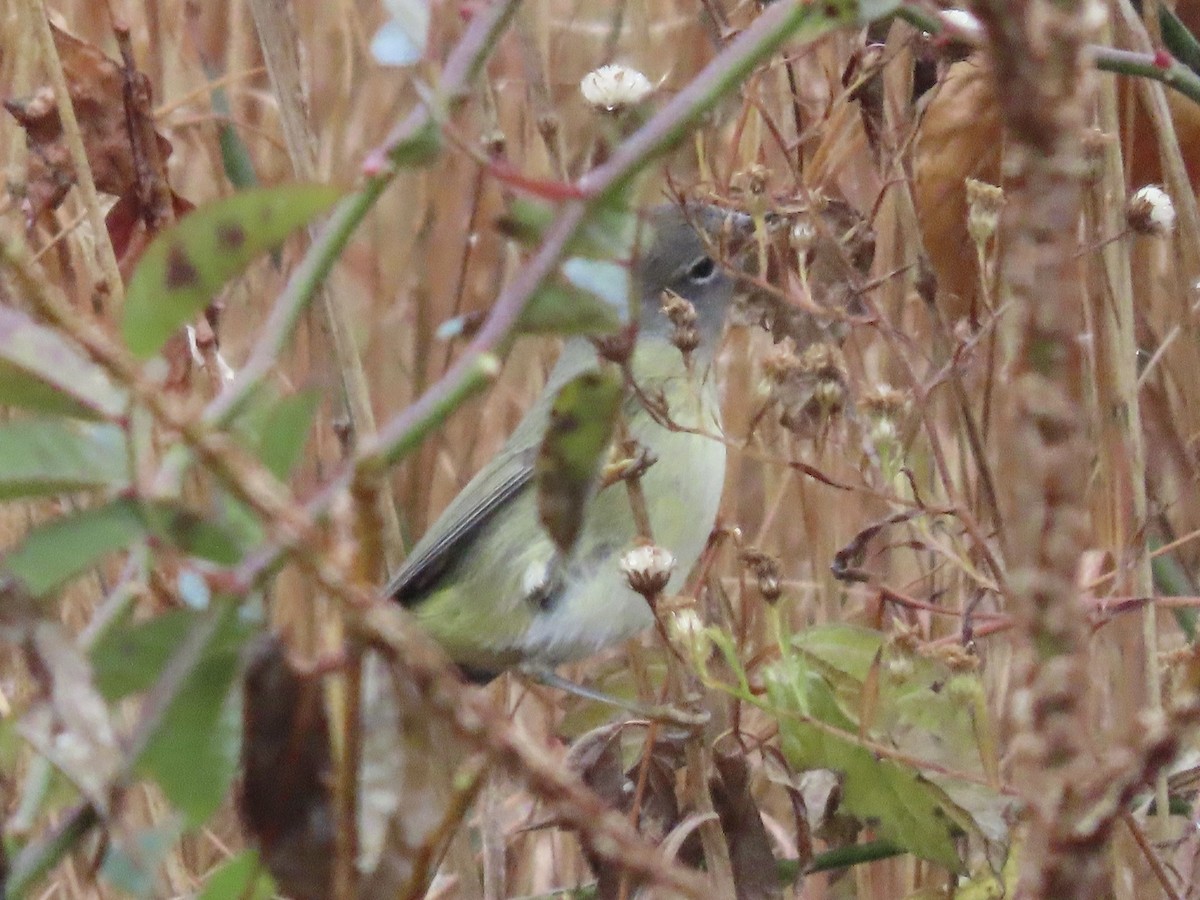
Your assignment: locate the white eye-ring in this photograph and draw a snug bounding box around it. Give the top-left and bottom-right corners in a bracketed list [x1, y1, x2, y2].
[685, 255, 718, 284]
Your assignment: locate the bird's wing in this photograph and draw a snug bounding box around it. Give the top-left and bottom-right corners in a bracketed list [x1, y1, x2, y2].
[387, 341, 604, 604]
[387, 430, 540, 604]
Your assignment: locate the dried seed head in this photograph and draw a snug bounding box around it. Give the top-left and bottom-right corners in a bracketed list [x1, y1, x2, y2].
[925, 643, 981, 674]
[580, 64, 653, 112]
[593, 326, 636, 366]
[860, 382, 907, 444]
[888, 619, 922, 654]
[740, 548, 782, 604]
[965, 178, 1004, 246]
[762, 337, 804, 386]
[860, 383, 907, 420]
[620, 542, 676, 599]
[480, 128, 506, 157]
[762, 340, 849, 433]
[740, 163, 770, 196]
[799, 343, 848, 414]
[1127, 184, 1175, 237]
[1079, 127, 1113, 181]
[661, 290, 700, 355]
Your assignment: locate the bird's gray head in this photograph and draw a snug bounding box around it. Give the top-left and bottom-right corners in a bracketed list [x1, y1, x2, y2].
[634, 204, 749, 351]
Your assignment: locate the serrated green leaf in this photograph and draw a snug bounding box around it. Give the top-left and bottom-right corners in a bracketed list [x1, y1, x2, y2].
[134, 602, 251, 826]
[0, 305, 126, 420]
[198, 851, 275, 900]
[787, 624, 1007, 854]
[535, 369, 623, 554]
[123, 184, 343, 358]
[0, 419, 128, 499]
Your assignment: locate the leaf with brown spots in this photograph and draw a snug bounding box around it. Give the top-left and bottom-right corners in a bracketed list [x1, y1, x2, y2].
[121, 184, 342, 358]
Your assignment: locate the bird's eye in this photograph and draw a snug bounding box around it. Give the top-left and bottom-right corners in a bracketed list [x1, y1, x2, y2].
[686, 256, 717, 283]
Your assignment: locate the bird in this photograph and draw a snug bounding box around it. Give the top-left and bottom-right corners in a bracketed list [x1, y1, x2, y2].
[387, 204, 745, 680]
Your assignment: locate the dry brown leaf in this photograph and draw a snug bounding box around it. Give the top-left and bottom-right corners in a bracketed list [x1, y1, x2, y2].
[710, 748, 781, 900]
[3, 25, 174, 229]
[914, 53, 1200, 321]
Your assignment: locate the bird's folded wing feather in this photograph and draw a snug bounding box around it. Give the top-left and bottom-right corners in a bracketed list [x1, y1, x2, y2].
[387, 340, 618, 603]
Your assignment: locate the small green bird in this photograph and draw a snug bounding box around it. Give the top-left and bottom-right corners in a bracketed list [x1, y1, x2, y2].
[388, 205, 744, 678]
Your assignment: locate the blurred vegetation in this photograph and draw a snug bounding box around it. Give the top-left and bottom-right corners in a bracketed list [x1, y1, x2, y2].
[3, 0, 1200, 898]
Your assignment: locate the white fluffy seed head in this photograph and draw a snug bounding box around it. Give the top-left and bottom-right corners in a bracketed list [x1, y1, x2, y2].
[1127, 184, 1176, 237]
[580, 64, 654, 112]
[620, 543, 675, 597]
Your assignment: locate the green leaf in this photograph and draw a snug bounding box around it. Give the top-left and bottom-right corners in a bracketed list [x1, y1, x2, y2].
[2, 499, 147, 596]
[857, 0, 901, 23]
[123, 184, 343, 358]
[1161, 5, 1200, 78]
[0, 419, 128, 499]
[233, 387, 320, 480]
[198, 851, 275, 900]
[2, 498, 245, 597]
[805, 839, 906, 874]
[497, 198, 648, 336]
[766, 653, 964, 871]
[535, 369, 623, 554]
[499, 198, 638, 261]
[0, 305, 126, 420]
[134, 602, 252, 826]
[388, 119, 441, 167]
[519, 279, 626, 335]
[140, 500, 243, 565]
[91, 608, 195, 700]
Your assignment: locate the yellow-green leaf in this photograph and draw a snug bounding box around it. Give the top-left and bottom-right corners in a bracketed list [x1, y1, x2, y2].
[535, 369, 623, 554]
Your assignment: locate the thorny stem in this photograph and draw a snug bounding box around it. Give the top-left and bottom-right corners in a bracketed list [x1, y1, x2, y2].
[970, 1, 1194, 895]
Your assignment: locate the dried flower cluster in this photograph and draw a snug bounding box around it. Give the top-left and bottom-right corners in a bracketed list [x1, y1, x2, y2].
[661, 290, 700, 356]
